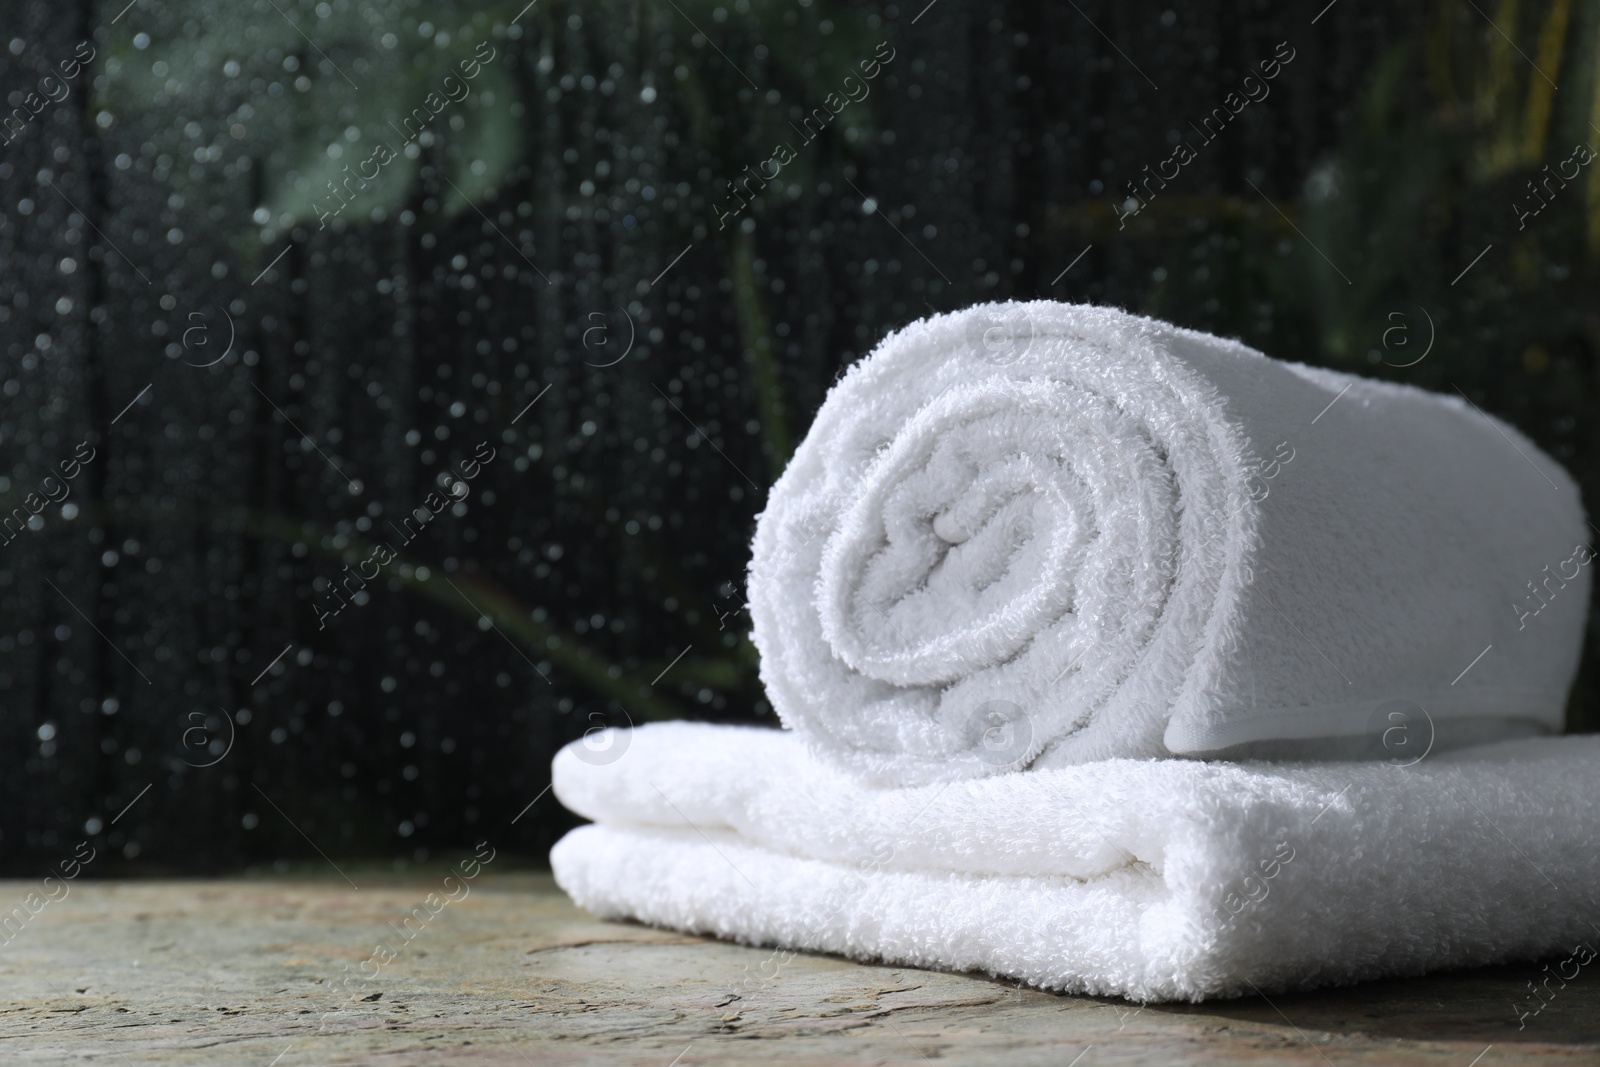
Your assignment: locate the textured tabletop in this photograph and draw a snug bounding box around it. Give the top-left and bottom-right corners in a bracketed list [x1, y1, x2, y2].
[0, 872, 1593, 1065]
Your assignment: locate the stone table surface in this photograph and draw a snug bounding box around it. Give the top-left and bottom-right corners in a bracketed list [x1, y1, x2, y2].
[0, 870, 1595, 1066]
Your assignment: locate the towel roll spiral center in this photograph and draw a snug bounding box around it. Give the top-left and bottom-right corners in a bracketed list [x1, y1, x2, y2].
[816, 380, 1180, 699]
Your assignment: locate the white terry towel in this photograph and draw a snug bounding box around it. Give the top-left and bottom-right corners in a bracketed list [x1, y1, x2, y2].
[749, 301, 1590, 785]
[551, 722, 1600, 1003]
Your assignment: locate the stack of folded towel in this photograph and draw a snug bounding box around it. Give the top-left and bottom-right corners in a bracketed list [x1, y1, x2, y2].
[552, 302, 1599, 1001]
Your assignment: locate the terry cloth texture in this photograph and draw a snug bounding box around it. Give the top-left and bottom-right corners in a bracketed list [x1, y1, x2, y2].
[746, 301, 1590, 785]
[551, 722, 1600, 1003]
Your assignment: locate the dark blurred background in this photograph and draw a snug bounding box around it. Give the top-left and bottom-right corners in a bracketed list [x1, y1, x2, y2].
[0, 0, 1597, 874]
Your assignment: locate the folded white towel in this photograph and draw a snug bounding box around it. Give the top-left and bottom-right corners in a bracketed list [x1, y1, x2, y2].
[551, 722, 1600, 1003]
[749, 302, 1589, 785]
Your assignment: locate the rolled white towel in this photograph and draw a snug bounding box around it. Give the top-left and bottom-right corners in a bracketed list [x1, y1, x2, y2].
[748, 301, 1590, 785]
